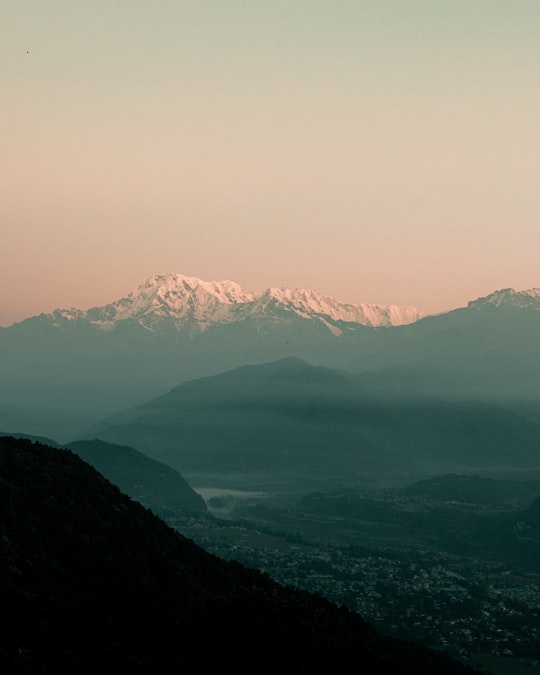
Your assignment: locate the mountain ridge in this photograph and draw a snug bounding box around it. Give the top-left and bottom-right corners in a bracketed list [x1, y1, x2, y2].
[467, 287, 540, 310]
[4, 277, 540, 334]
[1, 277, 539, 442]
[87, 358, 540, 492]
[0, 431, 206, 513]
[9, 272, 425, 333]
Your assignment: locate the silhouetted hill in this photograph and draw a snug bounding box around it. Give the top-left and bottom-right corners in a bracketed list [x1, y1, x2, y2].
[0, 430, 61, 447]
[66, 438, 206, 513]
[0, 436, 476, 674]
[0, 431, 205, 514]
[88, 359, 540, 491]
[345, 295, 540, 403]
[2, 283, 539, 443]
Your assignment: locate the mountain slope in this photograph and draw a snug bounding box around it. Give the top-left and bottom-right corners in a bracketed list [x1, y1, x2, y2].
[344, 286, 540, 402]
[0, 431, 205, 513]
[468, 287, 540, 310]
[88, 358, 540, 491]
[1, 279, 539, 443]
[59, 272, 425, 331]
[0, 274, 422, 440]
[0, 436, 475, 674]
[66, 438, 206, 512]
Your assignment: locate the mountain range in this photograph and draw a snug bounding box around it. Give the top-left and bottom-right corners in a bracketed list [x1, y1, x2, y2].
[33, 272, 425, 332]
[0, 273, 539, 443]
[87, 357, 540, 493]
[344, 286, 540, 407]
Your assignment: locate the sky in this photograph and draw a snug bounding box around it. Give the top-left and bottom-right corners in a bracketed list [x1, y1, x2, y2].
[2, 1, 540, 325]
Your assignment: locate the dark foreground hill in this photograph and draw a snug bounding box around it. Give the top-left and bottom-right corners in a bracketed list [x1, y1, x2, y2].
[0, 436, 476, 674]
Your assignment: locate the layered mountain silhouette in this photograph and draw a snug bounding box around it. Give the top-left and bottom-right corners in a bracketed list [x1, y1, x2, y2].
[65, 438, 206, 512]
[0, 436, 476, 674]
[87, 358, 540, 491]
[345, 287, 540, 404]
[0, 273, 421, 440]
[0, 432, 205, 514]
[0, 275, 538, 443]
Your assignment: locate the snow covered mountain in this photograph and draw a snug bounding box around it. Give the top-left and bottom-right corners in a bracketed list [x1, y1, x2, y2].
[467, 287, 540, 310]
[2, 277, 540, 442]
[49, 273, 424, 335]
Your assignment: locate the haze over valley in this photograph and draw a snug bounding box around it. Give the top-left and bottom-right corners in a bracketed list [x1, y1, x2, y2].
[2, 273, 539, 447]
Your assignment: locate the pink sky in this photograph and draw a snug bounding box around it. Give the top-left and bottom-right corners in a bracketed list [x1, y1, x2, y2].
[2, 1, 539, 325]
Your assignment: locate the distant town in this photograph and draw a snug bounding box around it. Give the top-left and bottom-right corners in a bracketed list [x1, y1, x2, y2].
[170, 512, 540, 674]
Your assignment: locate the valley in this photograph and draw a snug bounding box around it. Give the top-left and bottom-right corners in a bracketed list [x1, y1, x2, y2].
[160, 477, 540, 675]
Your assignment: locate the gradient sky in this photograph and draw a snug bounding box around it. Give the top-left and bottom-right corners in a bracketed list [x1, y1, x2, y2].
[2, 1, 539, 325]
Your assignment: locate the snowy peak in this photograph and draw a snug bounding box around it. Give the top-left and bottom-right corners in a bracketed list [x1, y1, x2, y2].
[141, 273, 255, 304]
[251, 287, 423, 327]
[38, 273, 425, 335]
[468, 288, 540, 310]
[119, 273, 255, 311]
[86, 273, 256, 330]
